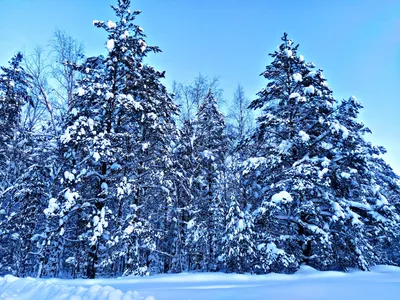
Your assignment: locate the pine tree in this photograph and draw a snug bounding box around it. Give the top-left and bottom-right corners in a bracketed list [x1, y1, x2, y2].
[45, 0, 178, 278]
[170, 119, 199, 272]
[324, 96, 400, 269]
[246, 33, 335, 270]
[0, 53, 39, 276]
[188, 90, 229, 271]
[220, 195, 256, 273]
[0, 53, 32, 191]
[247, 33, 400, 271]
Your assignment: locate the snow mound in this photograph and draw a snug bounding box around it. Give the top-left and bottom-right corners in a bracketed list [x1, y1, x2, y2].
[0, 275, 150, 300]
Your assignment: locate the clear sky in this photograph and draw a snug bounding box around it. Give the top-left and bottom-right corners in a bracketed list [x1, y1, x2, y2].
[0, 0, 399, 173]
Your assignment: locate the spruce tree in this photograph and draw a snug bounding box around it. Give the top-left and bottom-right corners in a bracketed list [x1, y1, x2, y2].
[0, 53, 38, 276]
[188, 90, 228, 271]
[247, 33, 400, 271]
[220, 195, 256, 273]
[45, 0, 178, 278]
[325, 96, 400, 269]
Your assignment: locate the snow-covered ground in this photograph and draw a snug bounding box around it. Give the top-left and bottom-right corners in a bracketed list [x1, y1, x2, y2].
[1, 265, 400, 300]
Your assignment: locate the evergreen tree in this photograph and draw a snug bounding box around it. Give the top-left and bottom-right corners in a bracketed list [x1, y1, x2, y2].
[171, 119, 198, 272]
[1, 2, 400, 279]
[219, 195, 256, 273]
[247, 33, 400, 271]
[325, 96, 400, 269]
[45, 0, 178, 278]
[188, 91, 229, 271]
[0, 53, 39, 276]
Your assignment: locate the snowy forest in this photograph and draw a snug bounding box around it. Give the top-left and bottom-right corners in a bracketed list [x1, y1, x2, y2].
[1, 0, 399, 280]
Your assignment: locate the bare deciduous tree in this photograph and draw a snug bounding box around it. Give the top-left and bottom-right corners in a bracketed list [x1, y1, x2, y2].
[173, 74, 223, 122]
[228, 84, 252, 142]
[23, 46, 56, 134]
[50, 29, 84, 110]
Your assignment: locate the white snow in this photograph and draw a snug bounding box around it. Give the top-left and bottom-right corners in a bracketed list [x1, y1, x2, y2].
[271, 191, 293, 203]
[266, 242, 285, 256]
[341, 125, 349, 139]
[93, 215, 100, 227]
[138, 39, 147, 52]
[332, 202, 345, 220]
[88, 118, 94, 130]
[111, 163, 122, 171]
[93, 152, 101, 161]
[304, 85, 315, 95]
[2, 266, 400, 300]
[142, 142, 150, 151]
[243, 157, 266, 171]
[147, 112, 157, 120]
[132, 101, 142, 110]
[341, 172, 351, 179]
[307, 71, 317, 78]
[101, 182, 108, 193]
[350, 95, 358, 102]
[64, 189, 79, 209]
[289, 92, 300, 99]
[127, 94, 143, 110]
[321, 157, 330, 167]
[236, 219, 245, 231]
[124, 225, 134, 235]
[107, 20, 117, 29]
[321, 141, 333, 150]
[202, 150, 214, 160]
[64, 171, 75, 181]
[284, 49, 292, 58]
[299, 54, 305, 62]
[77, 87, 85, 96]
[298, 130, 310, 142]
[330, 121, 349, 139]
[107, 39, 115, 52]
[318, 168, 329, 178]
[277, 140, 292, 154]
[105, 92, 114, 100]
[292, 73, 302, 82]
[70, 107, 78, 116]
[187, 218, 195, 230]
[44, 198, 59, 216]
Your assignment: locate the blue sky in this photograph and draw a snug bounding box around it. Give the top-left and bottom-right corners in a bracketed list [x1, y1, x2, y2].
[0, 0, 399, 172]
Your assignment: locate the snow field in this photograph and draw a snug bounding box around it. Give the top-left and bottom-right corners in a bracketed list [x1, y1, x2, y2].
[2, 265, 400, 300]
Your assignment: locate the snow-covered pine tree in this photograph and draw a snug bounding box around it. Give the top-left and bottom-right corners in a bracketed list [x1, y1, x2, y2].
[219, 195, 256, 273]
[246, 33, 400, 272]
[188, 90, 229, 271]
[246, 33, 336, 271]
[0, 53, 41, 276]
[324, 96, 400, 270]
[170, 119, 199, 272]
[0, 53, 32, 191]
[45, 0, 178, 278]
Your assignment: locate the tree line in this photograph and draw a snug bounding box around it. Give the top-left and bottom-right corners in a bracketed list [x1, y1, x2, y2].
[0, 0, 399, 278]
